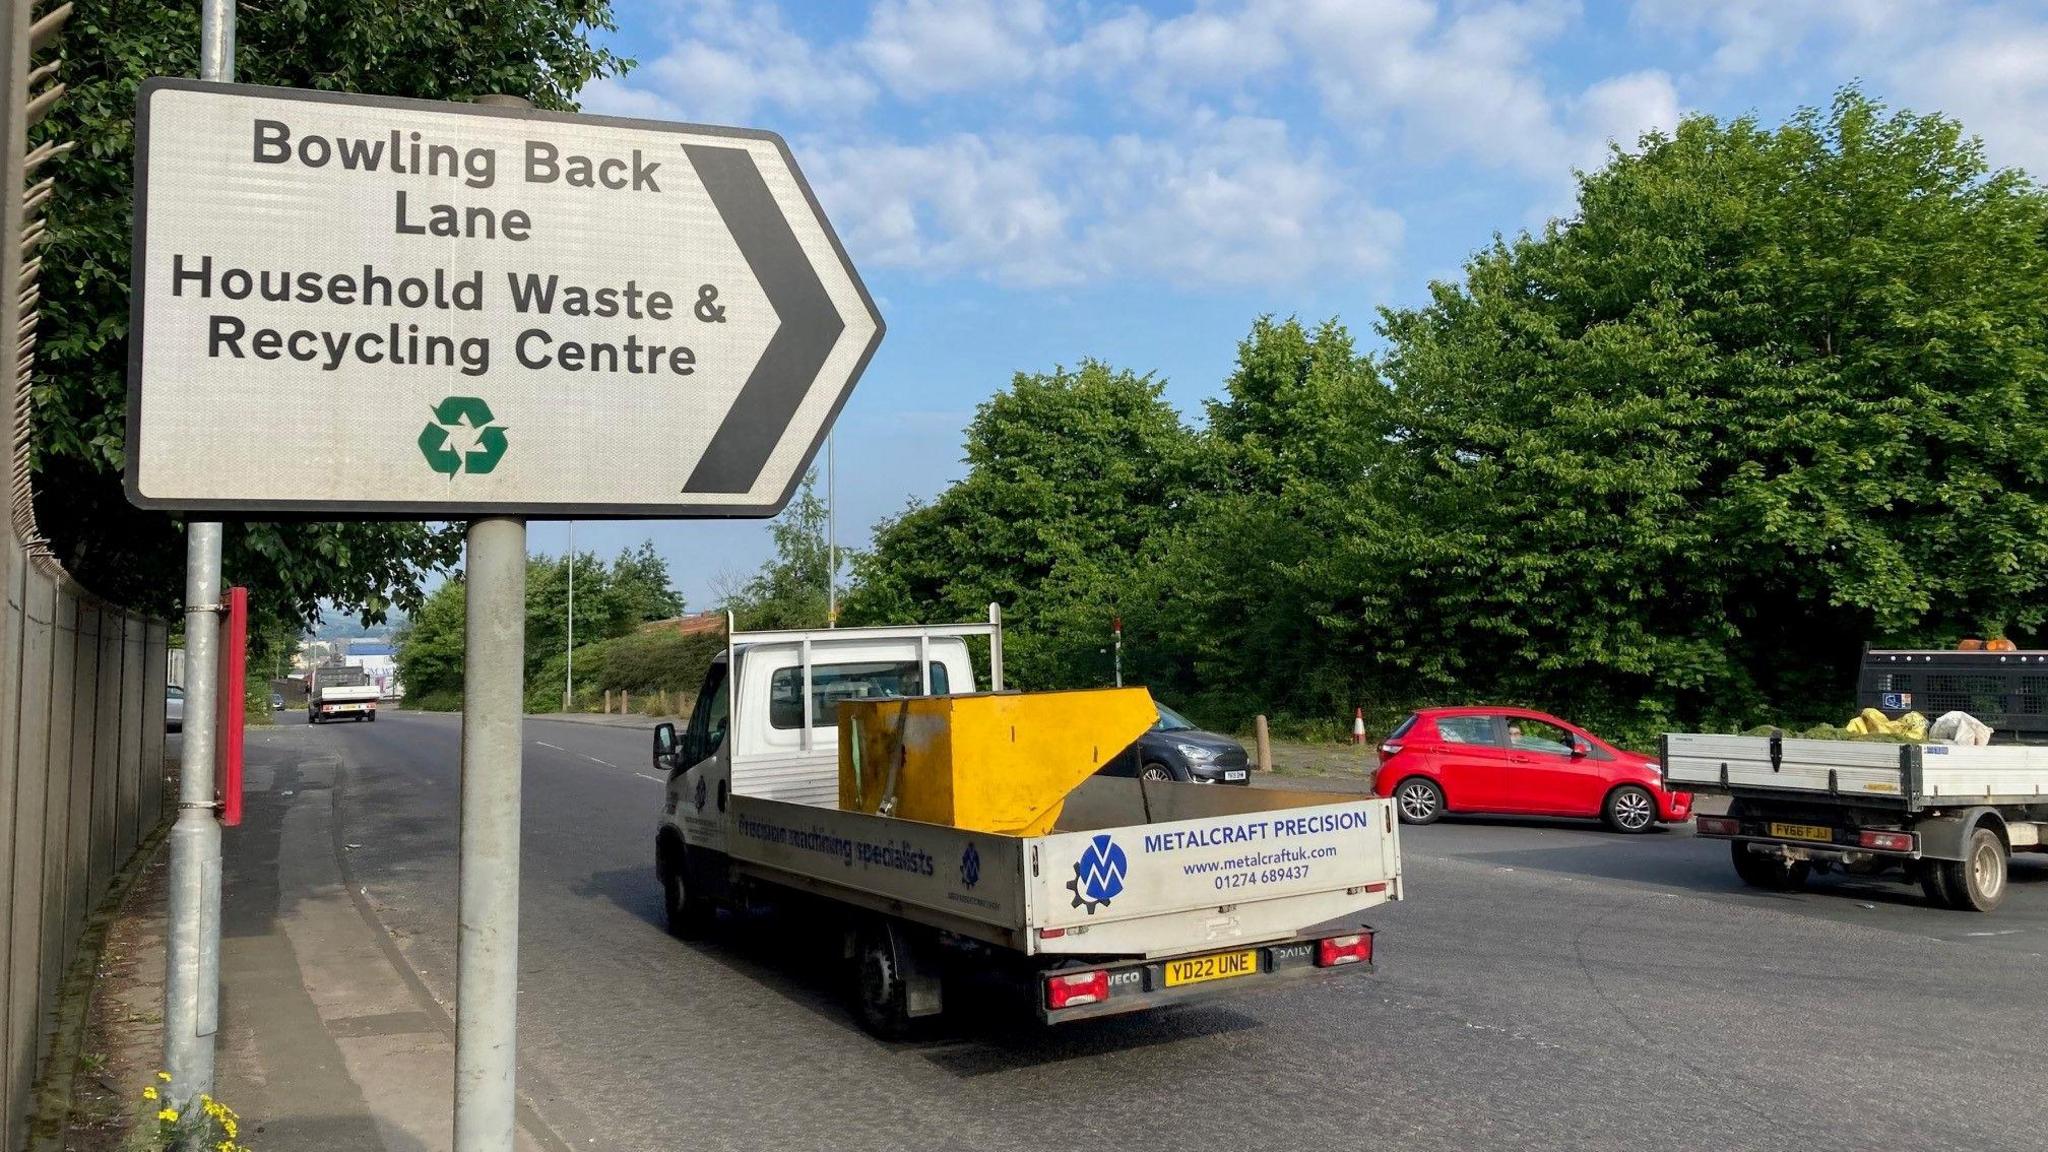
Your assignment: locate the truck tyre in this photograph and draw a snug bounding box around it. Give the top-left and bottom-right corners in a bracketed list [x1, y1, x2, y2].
[1601, 785, 1658, 834]
[661, 846, 714, 940]
[1731, 841, 1809, 891]
[854, 922, 914, 1040]
[1914, 859, 1956, 907]
[1934, 827, 2008, 913]
[1393, 777, 1444, 825]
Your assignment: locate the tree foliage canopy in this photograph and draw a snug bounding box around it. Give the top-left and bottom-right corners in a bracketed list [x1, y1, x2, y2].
[842, 362, 1201, 688]
[850, 91, 2048, 745]
[396, 540, 680, 710]
[30, 0, 631, 632]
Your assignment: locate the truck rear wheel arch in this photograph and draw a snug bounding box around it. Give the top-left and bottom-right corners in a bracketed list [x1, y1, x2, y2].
[852, 916, 944, 1039]
[1914, 807, 2008, 862]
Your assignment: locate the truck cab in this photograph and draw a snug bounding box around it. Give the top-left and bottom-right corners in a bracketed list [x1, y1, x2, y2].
[663, 628, 980, 857]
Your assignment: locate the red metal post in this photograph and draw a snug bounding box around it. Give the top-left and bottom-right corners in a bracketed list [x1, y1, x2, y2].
[217, 586, 247, 826]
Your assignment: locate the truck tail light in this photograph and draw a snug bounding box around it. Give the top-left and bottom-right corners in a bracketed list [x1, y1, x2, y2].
[1858, 830, 1915, 853]
[1045, 969, 1109, 1010]
[1316, 933, 1373, 967]
[1696, 816, 1739, 837]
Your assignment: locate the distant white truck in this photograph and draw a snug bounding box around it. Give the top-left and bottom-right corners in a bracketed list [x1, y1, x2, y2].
[308, 663, 378, 724]
[1664, 733, 2048, 912]
[651, 608, 1404, 1036]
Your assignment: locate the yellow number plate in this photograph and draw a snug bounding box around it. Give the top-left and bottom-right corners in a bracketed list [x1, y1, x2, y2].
[1163, 949, 1259, 988]
[1768, 822, 1833, 843]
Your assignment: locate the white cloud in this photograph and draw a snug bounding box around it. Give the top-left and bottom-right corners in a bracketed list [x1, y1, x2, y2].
[1570, 70, 1682, 169]
[579, 0, 1723, 286]
[807, 117, 1401, 288]
[858, 0, 1056, 97]
[1630, 0, 2048, 175]
[1878, 11, 2048, 174]
[581, 0, 873, 124]
[1632, 0, 1938, 76]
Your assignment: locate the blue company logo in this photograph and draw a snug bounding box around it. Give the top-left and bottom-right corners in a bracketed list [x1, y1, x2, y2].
[1068, 834, 1129, 913]
[693, 776, 708, 812]
[960, 842, 981, 888]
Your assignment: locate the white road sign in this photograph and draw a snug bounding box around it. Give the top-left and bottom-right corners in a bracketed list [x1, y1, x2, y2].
[125, 80, 883, 517]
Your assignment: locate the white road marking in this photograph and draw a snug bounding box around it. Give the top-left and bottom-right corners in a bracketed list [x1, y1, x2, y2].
[536, 741, 566, 751]
[635, 773, 666, 784]
[582, 754, 615, 768]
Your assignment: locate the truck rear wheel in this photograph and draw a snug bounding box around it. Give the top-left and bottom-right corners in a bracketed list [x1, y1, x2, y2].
[1934, 827, 2007, 913]
[854, 923, 913, 1040]
[1731, 841, 1809, 891]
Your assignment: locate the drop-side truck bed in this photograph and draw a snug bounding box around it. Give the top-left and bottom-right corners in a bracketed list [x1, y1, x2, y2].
[1663, 732, 2048, 912]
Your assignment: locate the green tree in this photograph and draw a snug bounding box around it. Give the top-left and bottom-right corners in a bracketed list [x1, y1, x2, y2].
[728, 473, 832, 631]
[28, 0, 632, 633]
[843, 363, 1201, 688]
[1128, 318, 1390, 724]
[393, 577, 466, 710]
[525, 543, 682, 682]
[1356, 88, 2048, 738]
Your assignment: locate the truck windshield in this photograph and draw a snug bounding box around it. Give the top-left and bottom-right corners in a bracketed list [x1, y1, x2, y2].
[768, 660, 951, 729]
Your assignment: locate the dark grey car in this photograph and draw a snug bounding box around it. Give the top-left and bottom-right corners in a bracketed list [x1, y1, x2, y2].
[1101, 703, 1252, 785]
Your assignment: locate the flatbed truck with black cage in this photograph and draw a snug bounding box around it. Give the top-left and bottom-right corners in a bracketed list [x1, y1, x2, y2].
[1664, 733, 2048, 912]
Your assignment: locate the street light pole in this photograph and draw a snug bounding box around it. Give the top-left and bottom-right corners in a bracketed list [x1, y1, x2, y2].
[827, 435, 836, 627]
[563, 520, 574, 711]
[162, 0, 233, 1106]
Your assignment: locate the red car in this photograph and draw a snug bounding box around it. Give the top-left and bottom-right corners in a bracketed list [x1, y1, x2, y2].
[1374, 707, 1692, 833]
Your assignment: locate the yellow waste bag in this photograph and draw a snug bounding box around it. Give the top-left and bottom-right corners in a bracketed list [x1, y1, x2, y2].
[1844, 708, 1927, 740]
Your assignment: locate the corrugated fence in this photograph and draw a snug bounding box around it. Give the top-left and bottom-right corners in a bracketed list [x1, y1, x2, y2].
[2, 4, 176, 1152]
[0, 553, 168, 1152]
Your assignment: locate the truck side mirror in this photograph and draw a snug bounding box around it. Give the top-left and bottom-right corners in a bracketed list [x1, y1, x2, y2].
[653, 722, 678, 771]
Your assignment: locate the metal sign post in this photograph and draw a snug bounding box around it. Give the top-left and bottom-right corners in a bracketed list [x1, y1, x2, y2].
[162, 0, 233, 1107]
[127, 75, 882, 1152]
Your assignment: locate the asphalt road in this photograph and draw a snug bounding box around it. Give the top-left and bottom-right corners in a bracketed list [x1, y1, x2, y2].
[264, 711, 2048, 1152]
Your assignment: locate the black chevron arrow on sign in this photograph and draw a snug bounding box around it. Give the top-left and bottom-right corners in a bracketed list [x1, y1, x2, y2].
[682, 144, 852, 495]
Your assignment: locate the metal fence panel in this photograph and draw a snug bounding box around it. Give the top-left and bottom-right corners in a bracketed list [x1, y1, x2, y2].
[62, 604, 98, 962]
[37, 588, 76, 1039]
[88, 612, 122, 904]
[140, 623, 168, 834]
[0, 540, 20, 1152]
[6, 565, 54, 1152]
[116, 618, 144, 859]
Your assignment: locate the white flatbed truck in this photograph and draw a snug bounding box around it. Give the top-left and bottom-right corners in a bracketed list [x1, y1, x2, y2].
[651, 609, 1404, 1035]
[308, 663, 378, 724]
[1663, 732, 2048, 912]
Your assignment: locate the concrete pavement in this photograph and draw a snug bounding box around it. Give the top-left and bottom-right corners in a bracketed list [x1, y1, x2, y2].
[215, 728, 562, 1152]
[216, 710, 2048, 1152]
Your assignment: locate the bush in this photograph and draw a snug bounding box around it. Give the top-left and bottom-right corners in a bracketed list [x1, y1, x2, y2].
[525, 627, 724, 714]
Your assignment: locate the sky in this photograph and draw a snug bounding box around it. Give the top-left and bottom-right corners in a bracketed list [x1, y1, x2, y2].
[521, 0, 2048, 611]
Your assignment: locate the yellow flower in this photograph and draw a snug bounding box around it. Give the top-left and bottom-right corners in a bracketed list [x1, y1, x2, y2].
[157, 1107, 180, 1123]
[156, 1071, 172, 1082]
[142, 1086, 158, 1101]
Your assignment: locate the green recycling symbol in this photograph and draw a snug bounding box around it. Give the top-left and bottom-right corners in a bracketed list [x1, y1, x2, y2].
[417, 396, 508, 477]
